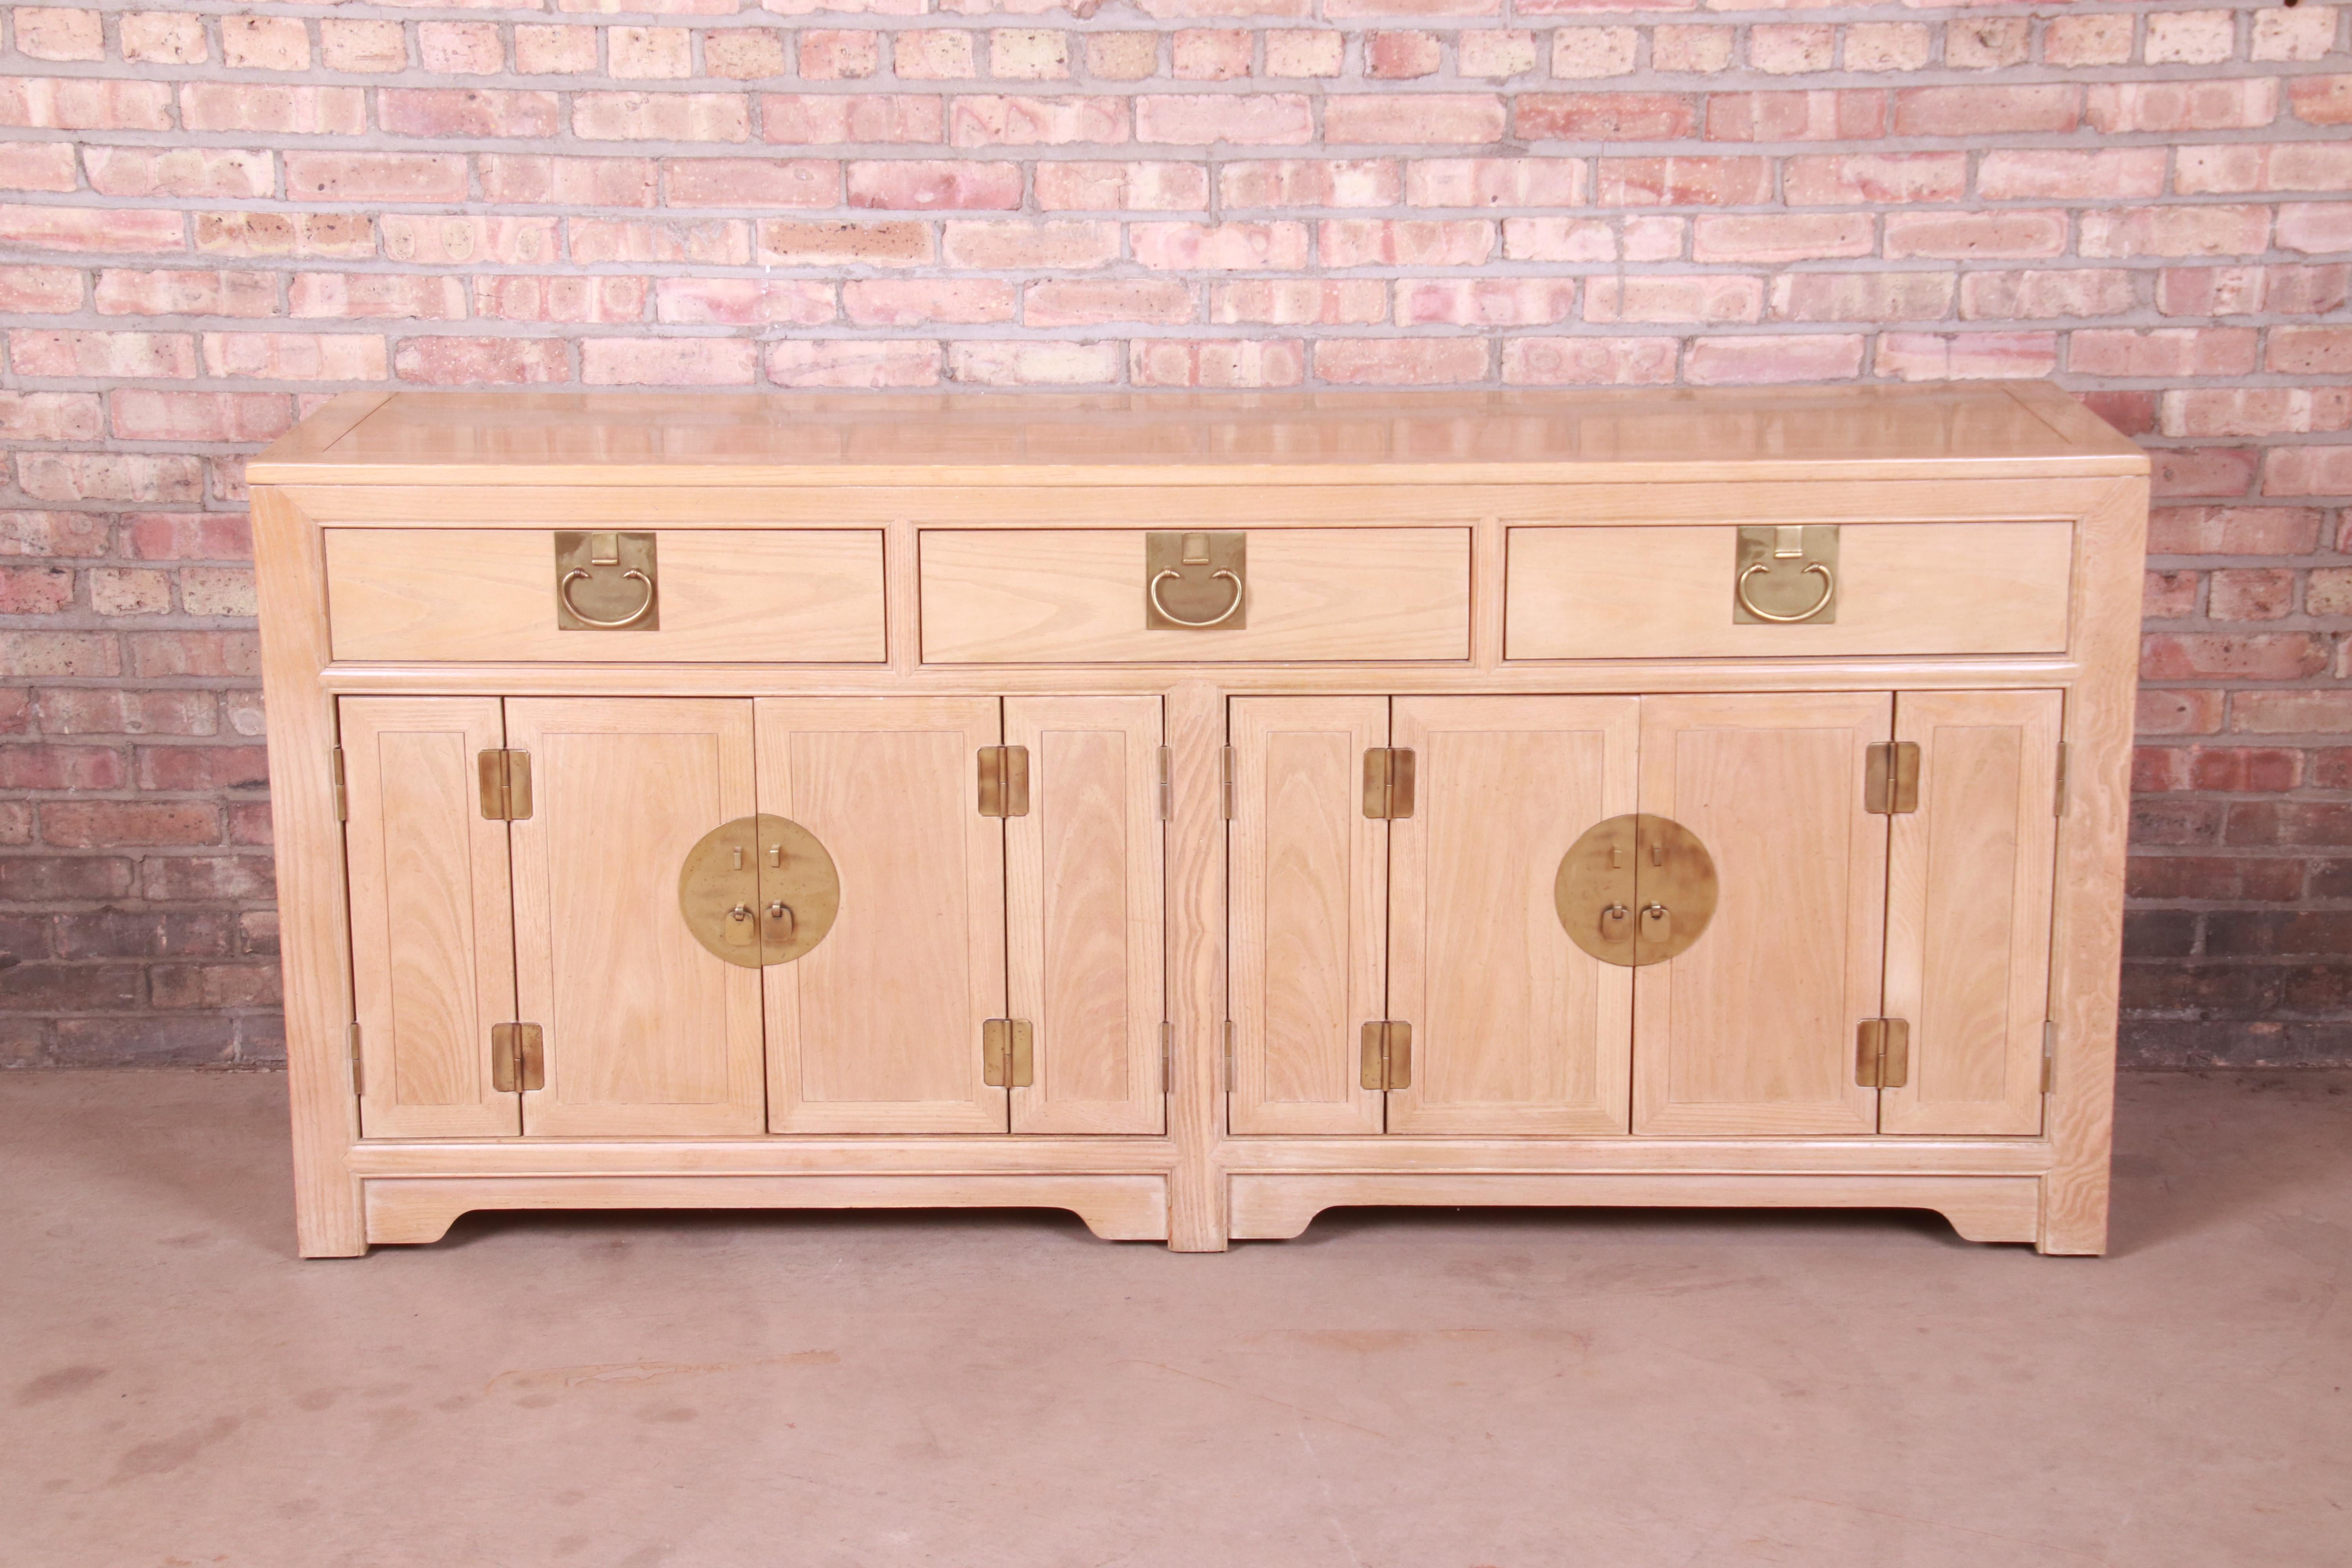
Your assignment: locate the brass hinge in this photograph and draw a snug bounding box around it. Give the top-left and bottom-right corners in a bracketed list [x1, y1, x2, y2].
[491, 1022, 544, 1093]
[1362, 748, 1416, 820]
[1222, 1020, 1234, 1093]
[330, 747, 348, 822]
[348, 1022, 363, 1095]
[1855, 1018, 1911, 1089]
[1220, 745, 1237, 820]
[2054, 744, 2071, 818]
[977, 745, 1029, 819]
[477, 749, 533, 821]
[1159, 1020, 1172, 1094]
[1865, 742, 1920, 815]
[1156, 745, 1173, 822]
[982, 1018, 1034, 1088]
[1359, 1020, 1414, 1091]
[2042, 1020, 2058, 1094]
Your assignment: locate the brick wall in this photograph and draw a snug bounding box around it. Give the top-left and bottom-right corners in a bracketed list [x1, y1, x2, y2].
[0, 0, 2347, 1069]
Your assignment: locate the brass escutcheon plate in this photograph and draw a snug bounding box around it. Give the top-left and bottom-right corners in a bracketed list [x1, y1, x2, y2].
[678, 813, 840, 968]
[1732, 524, 1838, 625]
[555, 530, 660, 631]
[1143, 530, 1247, 630]
[1554, 813, 1719, 967]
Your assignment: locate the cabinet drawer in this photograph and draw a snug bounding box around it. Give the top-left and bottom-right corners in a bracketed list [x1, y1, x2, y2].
[919, 528, 1470, 664]
[1505, 522, 2073, 660]
[324, 529, 884, 663]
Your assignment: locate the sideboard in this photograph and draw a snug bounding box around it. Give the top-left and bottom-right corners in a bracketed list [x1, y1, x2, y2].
[249, 384, 2147, 1257]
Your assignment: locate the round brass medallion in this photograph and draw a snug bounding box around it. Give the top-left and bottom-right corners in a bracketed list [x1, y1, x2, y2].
[678, 813, 840, 968]
[1553, 813, 1717, 968]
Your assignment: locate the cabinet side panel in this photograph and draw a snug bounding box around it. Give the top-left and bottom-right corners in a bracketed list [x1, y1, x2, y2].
[1884, 691, 2061, 1136]
[1387, 697, 1637, 1136]
[1008, 697, 1165, 1135]
[1229, 698, 1387, 1136]
[1635, 694, 1889, 1136]
[761, 697, 1008, 1134]
[342, 697, 518, 1139]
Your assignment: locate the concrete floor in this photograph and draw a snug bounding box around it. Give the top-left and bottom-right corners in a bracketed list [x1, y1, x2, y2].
[2, 1075, 2347, 1568]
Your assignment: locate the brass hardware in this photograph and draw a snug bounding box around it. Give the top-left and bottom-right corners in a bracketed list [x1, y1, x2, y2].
[1156, 745, 1174, 822]
[983, 1018, 1034, 1088]
[2054, 743, 2071, 818]
[1733, 524, 1839, 625]
[1159, 1021, 1172, 1096]
[554, 530, 659, 631]
[492, 1022, 545, 1093]
[1362, 747, 1416, 820]
[1222, 1020, 1235, 1093]
[2042, 1021, 2058, 1094]
[1555, 814, 1717, 967]
[977, 745, 1029, 819]
[330, 747, 348, 823]
[477, 749, 532, 821]
[348, 1022, 363, 1096]
[678, 813, 841, 968]
[1360, 1021, 1412, 1092]
[1855, 1018, 1910, 1090]
[1144, 530, 1247, 630]
[1220, 746, 1237, 821]
[1866, 742, 1922, 815]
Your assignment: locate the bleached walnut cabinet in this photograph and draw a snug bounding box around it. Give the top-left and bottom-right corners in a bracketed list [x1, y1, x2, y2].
[252, 384, 2146, 1258]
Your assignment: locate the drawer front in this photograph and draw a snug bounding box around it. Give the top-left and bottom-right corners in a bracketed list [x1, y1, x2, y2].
[1505, 522, 2073, 661]
[920, 528, 1471, 664]
[325, 529, 885, 663]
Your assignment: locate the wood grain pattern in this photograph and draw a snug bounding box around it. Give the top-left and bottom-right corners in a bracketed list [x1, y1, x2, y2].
[1505, 522, 2074, 660]
[758, 697, 1008, 1134]
[507, 698, 766, 1137]
[1161, 679, 1230, 1250]
[1387, 697, 1638, 1136]
[1006, 697, 1165, 1135]
[340, 697, 519, 1139]
[1635, 693, 1892, 1137]
[1227, 697, 1388, 1136]
[920, 528, 1470, 664]
[325, 528, 884, 663]
[1882, 690, 2063, 1138]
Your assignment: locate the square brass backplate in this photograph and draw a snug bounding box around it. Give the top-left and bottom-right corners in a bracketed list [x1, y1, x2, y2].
[1732, 524, 1838, 625]
[555, 531, 659, 631]
[1144, 531, 1247, 631]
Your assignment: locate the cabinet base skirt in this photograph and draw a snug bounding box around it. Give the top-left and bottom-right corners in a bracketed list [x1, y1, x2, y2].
[360, 1174, 1170, 1248]
[1227, 1172, 2045, 1247]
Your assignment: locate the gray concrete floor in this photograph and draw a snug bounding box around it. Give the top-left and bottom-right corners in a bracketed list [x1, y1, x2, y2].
[2, 1073, 2347, 1568]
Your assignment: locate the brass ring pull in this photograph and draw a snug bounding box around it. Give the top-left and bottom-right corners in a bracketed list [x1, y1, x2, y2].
[1599, 902, 1631, 941]
[1147, 568, 1243, 630]
[1734, 561, 1834, 624]
[766, 902, 794, 938]
[559, 567, 655, 630]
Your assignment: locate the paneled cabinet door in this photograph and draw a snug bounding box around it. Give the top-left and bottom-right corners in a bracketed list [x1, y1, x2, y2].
[1634, 694, 1892, 1136]
[757, 698, 1008, 1134]
[1005, 697, 1165, 1135]
[1388, 697, 1639, 1135]
[1881, 690, 2062, 1136]
[506, 699, 766, 1137]
[341, 697, 519, 1139]
[1228, 697, 1388, 1136]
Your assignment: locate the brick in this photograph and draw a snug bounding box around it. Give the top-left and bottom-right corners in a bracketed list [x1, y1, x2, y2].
[1881, 210, 2065, 261]
[2208, 569, 2298, 622]
[285, 154, 470, 205]
[581, 338, 759, 387]
[2043, 14, 2134, 67]
[1552, 27, 1638, 78]
[1893, 85, 2079, 136]
[953, 94, 1130, 146]
[2143, 9, 2238, 67]
[1222, 160, 1398, 209]
[1209, 278, 1387, 325]
[43, 801, 220, 849]
[663, 158, 835, 208]
[1088, 33, 1163, 80]
[142, 856, 272, 902]
[2086, 80, 2278, 134]
[1397, 277, 1577, 326]
[1960, 270, 2136, 322]
[2081, 206, 2272, 259]
[850, 160, 1023, 210]
[1018, 279, 1189, 327]
[10, 328, 198, 379]
[1684, 334, 1864, 386]
[109, 390, 294, 444]
[53, 911, 234, 961]
[1131, 339, 1305, 389]
[382, 89, 564, 140]
[1036, 162, 1208, 211]
[123, 512, 251, 563]
[2290, 75, 2352, 127]
[1177, 29, 1256, 79]
[1501, 216, 1616, 263]
[419, 21, 505, 75]
[759, 219, 936, 267]
[1458, 31, 1538, 79]
[0, 392, 101, 441]
[1501, 336, 1678, 387]
[1877, 331, 2061, 383]
[948, 340, 1120, 386]
[1520, 93, 1694, 142]
[1597, 157, 1770, 208]
[2266, 447, 2352, 497]
[992, 29, 1070, 79]
[0, 265, 82, 312]
[181, 84, 363, 135]
[86, 565, 172, 616]
[2142, 634, 2329, 681]
[0, 142, 76, 193]
[1651, 25, 1733, 74]
[1749, 24, 1833, 75]
[383, 216, 560, 267]
[1783, 153, 1964, 206]
[2165, 388, 2352, 439]
[1693, 212, 1872, 265]
[1704, 90, 1882, 143]
[0, 510, 111, 557]
[2147, 505, 2321, 556]
[0, 565, 74, 616]
[0, 204, 185, 255]
[122, 12, 210, 65]
[221, 15, 311, 71]
[801, 30, 881, 78]
[706, 29, 790, 79]
[765, 339, 942, 389]
[2227, 801, 2352, 846]
[179, 567, 254, 618]
[85, 148, 274, 202]
[2254, 7, 2340, 63]
[837, 278, 1009, 325]
[472, 275, 649, 325]
[0, 963, 143, 1013]
[481, 154, 659, 208]
[2278, 204, 2352, 256]
[2152, 447, 2260, 498]
[2072, 328, 2260, 379]
[1406, 158, 1585, 209]
[2143, 570, 2201, 620]
[895, 29, 976, 79]
[608, 26, 693, 78]
[2270, 327, 2352, 376]
[0, 76, 172, 131]
[1977, 149, 2169, 202]
[198, 212, 375, 261]
[1314, 338, 1490, 386]
[0, 853, 132, 900]
[514, 24, 599, 74]
[2138, 688, 2227, 737]
[392, 336, 572, 385]
[135, 744, 270, 793]
[1132, 221, 1309, 270]
[201, 332, 387, 382]
[575, 92, 751, 142]
[2131, 857, 2303, 904]
[18, 454, 203, 505]
[1845, 22, 1931, 73]
[1139, 94, 1314, 145]
[1582, 274, 1759, 325]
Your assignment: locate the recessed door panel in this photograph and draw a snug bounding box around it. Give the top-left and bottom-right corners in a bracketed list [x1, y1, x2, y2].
[341, 697, 519, 1139]
[759, 698, 1007, 1134]
[1387, 697, 1638, 1136]
[1882, 690, 2062, 1136]
[507, 698, 765, 1137]
[1229, 697, 1388, 1136]
[1635, 694, 1890, 1136]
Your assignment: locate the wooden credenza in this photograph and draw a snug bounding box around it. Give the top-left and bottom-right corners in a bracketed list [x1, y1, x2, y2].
[252, 384, 2147, 1257]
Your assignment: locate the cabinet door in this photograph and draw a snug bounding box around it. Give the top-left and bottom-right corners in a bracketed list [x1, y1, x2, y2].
[1388, 697, 1638, 1135]
[1006, 697, 1164, 1135]
[1881, 690, 2062, 1136]
[1634, 694, 1890, 1136]
[757, 698, 1007, 1134]
[341, 697, 519, 1139]
[1229, 697, 1387, 1136]
[507, 699, 765, 1137]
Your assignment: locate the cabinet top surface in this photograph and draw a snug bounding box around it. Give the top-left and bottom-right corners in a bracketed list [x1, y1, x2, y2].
[250, 382, 2145, 487]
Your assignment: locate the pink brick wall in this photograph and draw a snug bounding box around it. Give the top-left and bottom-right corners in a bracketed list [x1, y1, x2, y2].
[0, 0, 2347, 1069]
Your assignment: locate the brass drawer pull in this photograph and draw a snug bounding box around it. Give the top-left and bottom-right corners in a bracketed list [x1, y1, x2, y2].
[1733, 560, 1834, 624]
[559, 566, 655, 629]
[1147, 567, 1243, 629]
